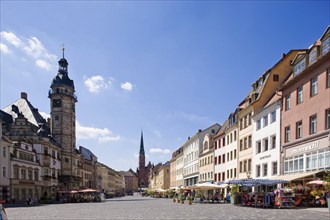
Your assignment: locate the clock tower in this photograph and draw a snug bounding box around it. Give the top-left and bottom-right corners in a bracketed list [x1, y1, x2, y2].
[49, 47, 79, 190]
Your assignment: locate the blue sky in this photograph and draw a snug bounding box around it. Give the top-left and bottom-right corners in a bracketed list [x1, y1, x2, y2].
[1, 1, 329, 171]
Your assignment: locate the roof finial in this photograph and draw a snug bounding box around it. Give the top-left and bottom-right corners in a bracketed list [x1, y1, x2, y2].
[62, 44, 65, 58]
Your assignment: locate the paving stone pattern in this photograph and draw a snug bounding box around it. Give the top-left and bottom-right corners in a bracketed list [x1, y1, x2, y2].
[5, 194, 330, 220]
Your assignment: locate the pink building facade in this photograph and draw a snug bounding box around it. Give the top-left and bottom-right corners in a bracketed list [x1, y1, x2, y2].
[280, 26, 330, 175]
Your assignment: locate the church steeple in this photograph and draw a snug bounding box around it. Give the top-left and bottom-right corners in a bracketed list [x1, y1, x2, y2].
[139, 131, 145, 155]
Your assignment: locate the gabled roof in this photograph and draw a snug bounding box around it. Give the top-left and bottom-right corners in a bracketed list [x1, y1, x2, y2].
[79, 146, 97, 160]
[2, 96, 47, 128]
[291, 51, 308, 65]
[320, 25, 330, 41]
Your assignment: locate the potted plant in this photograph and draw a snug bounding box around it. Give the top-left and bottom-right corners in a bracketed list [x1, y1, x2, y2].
[180, 194, 185, 204]
[187, 195, 192, 205]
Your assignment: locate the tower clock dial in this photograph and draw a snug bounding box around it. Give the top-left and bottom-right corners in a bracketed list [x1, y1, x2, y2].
[53, 99, 62, 107]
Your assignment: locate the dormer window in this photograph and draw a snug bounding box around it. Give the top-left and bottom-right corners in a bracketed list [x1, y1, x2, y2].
[322, 35, 330, 55]
[293, 58, 306, 77]
[309, 48, 317, 66]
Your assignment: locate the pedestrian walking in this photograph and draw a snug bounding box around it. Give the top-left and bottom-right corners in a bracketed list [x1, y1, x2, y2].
[0, 204, 8, 220]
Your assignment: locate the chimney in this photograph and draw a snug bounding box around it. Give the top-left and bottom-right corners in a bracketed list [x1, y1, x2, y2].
[282, 53, 286, 58]
[188, 137, 190, 140]
[198, 129, 202, 133]
[21, 92, 27, 100]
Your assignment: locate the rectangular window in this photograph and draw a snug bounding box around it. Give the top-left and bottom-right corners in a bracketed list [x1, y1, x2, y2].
[327, 68, 330, 88]
[271, 135, 276, 149]
[322, 36, 330, 55]
[326, 109, 330, 129]
[285, 94, 291, 111]
[297, 86, 303, 104]
[248, 159, 251, 172]
[248, 136, 252, 148]
[296, 121, 303, 139]
[218, 155, 221, 164]
[309, 48, 317, 65]
[244, 137, 247, 150]
[234, 168, 237, 178]
[256, 141, 261, 154]
[240, 119, 243, 130]
[222, 154, 225, 163]
[14, 167, 19, 179]
[293, 58, 306, 77]
[263, 163, 268, 177]
[271, 111, 276, 123]
[234, 131, 237, 141]
[234, 149, 237, 159]
[2, 147, 6, 158]
[230, 151, 233, 161]
[244, 160, 247, 172]
[240, 161, 243, 173]
[21, 169, 26, 180]
[310, 114, 317, 134]
[28, 170, 33, 180]
[214, 156, 217, 165]
[256, 165, 261, 177]
[263, 138, 268, 151]
[273, 74, 279, 81]
[240, 139, 243, 151]
[2, 167, 6, 178]
[34, 170, 39, 181]
[263, 115, 268, 127]
[311, 77, 318, 97]
[257, 119, 261, 130]
[285, 126, 291, 143]
[272, 162, 278, 175]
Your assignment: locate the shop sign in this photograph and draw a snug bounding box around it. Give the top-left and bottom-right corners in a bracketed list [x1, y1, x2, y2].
[292, 141, 319, 154]
[260, 155, 271, 160]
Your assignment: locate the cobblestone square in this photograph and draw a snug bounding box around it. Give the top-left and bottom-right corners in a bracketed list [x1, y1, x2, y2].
[5, 195, 330, 220]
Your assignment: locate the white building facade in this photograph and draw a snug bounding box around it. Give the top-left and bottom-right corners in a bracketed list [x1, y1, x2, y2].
[183, 124, 220, 186]
[252, 98, 281, 179]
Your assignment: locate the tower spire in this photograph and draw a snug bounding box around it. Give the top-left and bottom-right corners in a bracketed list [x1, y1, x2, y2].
[62, 44, 65, 58]
[140, 130, 145, 155]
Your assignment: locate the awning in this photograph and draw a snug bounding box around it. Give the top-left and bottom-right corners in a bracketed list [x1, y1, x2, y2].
[271, 170, 325, 181]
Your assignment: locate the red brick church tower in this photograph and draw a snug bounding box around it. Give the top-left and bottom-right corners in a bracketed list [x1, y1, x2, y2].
[137, 131, 151, 188]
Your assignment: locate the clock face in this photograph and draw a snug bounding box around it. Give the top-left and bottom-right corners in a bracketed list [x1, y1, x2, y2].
[53, 99, 62, 107]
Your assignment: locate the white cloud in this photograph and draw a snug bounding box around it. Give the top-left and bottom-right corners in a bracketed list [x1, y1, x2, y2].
[0, 43, 10, 54]
[0, 31, 57, 72]
[150, 148, 171, 154]
[84, 75, 112, 93]
[120, 82, 133, 92]
[0, 31, 22, 48]
[24, 37, 56, 61]
[76, 121, 119, 143]
[98, 135, 120, 143]
[36, 59, 52, 71]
